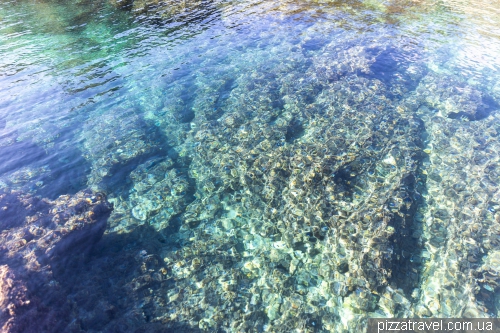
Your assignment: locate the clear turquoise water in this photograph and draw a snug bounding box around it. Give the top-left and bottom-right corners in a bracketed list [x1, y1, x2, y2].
[1, 0, 500, 331]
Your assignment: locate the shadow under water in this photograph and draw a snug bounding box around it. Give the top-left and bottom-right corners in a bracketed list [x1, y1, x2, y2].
[0, 130, 91, 200]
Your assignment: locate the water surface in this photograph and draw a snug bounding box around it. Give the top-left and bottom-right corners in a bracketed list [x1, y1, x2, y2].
[1, 0, 500, 331]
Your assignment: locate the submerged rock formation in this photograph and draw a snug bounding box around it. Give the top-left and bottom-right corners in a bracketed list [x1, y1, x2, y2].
[0, 189, 112, 333]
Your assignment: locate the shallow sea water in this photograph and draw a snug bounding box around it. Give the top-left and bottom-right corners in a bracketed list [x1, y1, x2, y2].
[1, 0, 500, 331]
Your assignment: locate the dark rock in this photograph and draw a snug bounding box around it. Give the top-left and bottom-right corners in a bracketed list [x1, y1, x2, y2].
[0, 190, 113, 333]
[0, 265, 31, 333]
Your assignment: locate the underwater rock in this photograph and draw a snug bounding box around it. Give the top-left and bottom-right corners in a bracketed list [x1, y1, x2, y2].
[126, 159, 191, 230]
[6, 0, 500, 329]
[183, 195, 221, 227]
[0, 189, 112, 264]
[80, 108, 164, 189]
[153, 41, 430, 330]
[0, 265, 32, 333]
[0, 189, 113, 333]
[111, 0, 213, 21]
[411, 85, 500, 318]
[417, 73, 499, 121]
